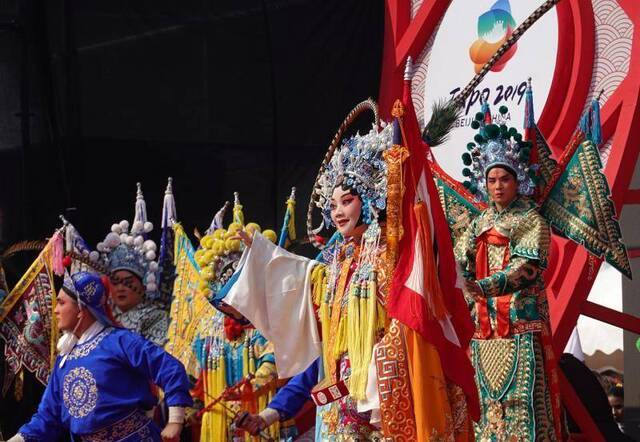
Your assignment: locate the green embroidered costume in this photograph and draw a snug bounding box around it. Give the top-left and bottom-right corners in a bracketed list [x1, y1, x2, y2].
[437, 82, 630, 441]
[456, 196, 559, 441]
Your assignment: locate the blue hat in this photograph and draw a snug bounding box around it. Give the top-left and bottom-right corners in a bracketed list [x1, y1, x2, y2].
[63, 271, 118, 327]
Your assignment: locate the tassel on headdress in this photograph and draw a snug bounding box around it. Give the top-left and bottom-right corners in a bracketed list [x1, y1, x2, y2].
[278, 187, 297, 248]
[97, 182, 159, 297]
[233, 192, 245, 227]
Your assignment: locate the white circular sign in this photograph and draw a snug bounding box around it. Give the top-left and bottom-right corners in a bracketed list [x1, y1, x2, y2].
[423, 0, 558, 180]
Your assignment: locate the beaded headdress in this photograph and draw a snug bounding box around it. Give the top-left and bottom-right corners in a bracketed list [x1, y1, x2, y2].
[308, 100, 391, 248]
[461, 100, 537, 201]
[95, 183, 160, 296]
[316, 123, 392, 226]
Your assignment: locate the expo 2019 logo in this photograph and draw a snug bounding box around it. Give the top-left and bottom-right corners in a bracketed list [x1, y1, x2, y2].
[469, 0, 518, 74]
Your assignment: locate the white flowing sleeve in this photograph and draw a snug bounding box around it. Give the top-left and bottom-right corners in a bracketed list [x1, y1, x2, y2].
[225, 232, 321, 378]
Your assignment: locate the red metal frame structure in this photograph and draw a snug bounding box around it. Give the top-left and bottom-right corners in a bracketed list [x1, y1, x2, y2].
[378, 1, 640, 440]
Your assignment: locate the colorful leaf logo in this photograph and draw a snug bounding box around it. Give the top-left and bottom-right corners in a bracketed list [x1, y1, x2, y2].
[469, 0, 518, 74]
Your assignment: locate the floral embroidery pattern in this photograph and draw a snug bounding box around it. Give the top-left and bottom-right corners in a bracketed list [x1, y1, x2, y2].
[63, 366, 98, 418]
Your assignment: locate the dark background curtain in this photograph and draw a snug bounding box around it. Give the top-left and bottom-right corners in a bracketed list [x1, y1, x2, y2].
[0, 0, 384, 435]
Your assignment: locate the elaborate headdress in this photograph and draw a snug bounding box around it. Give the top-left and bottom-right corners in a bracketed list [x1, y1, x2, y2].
[195, 194, 277, 309]
[96, 182, 160, 296]
[308, 99, 392, 247]
[461, 100, 537, 201]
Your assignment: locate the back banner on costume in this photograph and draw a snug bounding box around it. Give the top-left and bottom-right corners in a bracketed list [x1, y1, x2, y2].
[0, 240, 58, 391]
[165, 223, 218, 378]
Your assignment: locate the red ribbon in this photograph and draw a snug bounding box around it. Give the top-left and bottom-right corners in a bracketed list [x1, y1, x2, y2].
[475, 228, 511, 338]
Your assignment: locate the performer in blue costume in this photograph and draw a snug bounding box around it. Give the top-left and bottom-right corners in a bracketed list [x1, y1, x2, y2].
[246, 360, 319, 434]
[9, 270, 192, 442]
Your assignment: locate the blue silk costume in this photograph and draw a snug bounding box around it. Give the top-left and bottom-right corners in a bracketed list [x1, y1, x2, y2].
[18, 327, 192, 441]
[267, 359, 318, 419]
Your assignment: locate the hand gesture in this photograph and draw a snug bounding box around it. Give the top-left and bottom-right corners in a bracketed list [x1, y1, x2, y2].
[464, 280, 483, 298]
[234, 229, 253, 249]
[236, 412, 267, 436]
[161, 422, 183, 442]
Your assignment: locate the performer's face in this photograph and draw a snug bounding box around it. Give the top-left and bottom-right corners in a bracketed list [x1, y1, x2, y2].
[110, 270, 144, 312]
[330, 187, 367, 239]
[55, 289, 81, 331]
[608, 395, 624, 423]
[486, 167, 518, 209]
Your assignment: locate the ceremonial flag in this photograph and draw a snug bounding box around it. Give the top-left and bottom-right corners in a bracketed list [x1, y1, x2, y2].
[386, 71, 480, 428]
[0, 235, 59, 393]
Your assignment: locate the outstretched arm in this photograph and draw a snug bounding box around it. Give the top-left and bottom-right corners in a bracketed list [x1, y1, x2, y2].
[237, 359, 319, 435]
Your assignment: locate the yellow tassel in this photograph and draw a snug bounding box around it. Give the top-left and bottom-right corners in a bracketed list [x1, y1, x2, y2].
[218, 358, 228, 442]
[286, 198, 297, 241]
[243, 340, 250, 378]
[202, 355, 228, 442]
[346, 283, 362, 397]
[319, 298, 332, 378]
[335, 315, 347, 357]
[363, 276, 378, 367]
[311, 265, 326, 306]
[348, 276, 380, 400]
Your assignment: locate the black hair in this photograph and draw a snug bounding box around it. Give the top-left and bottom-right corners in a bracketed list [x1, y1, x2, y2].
[486, 164, 518, 181]
[61, 285, 78, 301]
[609, 385, 624, 398]
[333, 177, 387, 224]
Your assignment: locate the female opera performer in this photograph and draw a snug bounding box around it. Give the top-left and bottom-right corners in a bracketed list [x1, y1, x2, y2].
[221, 100, 472, 440]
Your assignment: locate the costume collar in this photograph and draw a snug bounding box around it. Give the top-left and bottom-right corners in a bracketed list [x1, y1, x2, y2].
[78, 321, 106, 345]
[488, 195, 534, 214]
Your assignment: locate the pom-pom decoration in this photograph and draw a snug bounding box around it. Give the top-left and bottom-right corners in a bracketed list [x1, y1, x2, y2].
[484, 124, 500, 139]
[262, 230, 277, 243]
[462, 100, 538, 201]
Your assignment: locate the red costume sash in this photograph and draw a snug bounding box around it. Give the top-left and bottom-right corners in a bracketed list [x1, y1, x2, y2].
[475, 228, 511, 338]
